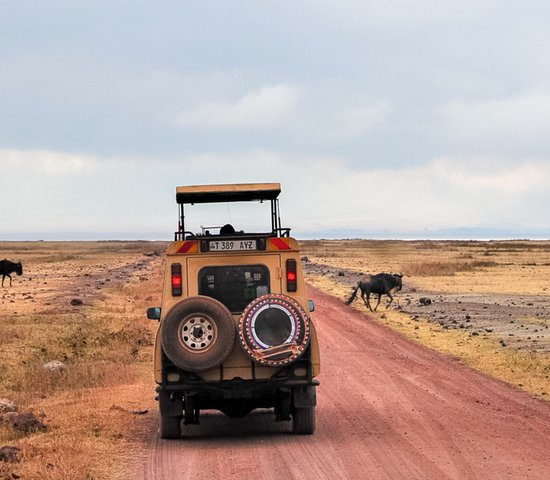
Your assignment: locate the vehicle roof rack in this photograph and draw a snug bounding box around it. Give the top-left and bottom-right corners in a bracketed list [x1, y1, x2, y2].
[176, 183, 281, 204]
[174, 183, 288, 241]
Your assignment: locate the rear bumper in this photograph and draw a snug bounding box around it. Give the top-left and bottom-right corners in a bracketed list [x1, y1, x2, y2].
[157, 376, 319, 397]
[156, 377, 319, 417]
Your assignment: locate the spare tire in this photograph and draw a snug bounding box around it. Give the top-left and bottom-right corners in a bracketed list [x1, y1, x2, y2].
[161, 296, 235, 372]
[239, 294, 310, 367]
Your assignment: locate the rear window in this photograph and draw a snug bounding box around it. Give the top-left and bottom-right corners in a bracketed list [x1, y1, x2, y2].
[198, 265, 270, 313]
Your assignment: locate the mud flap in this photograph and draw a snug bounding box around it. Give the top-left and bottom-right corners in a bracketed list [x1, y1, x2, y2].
[183, 393, 200, 425]
[276, 387, 292, 421]
[292, 385, 316, 408]
[157, 389, 183, 417]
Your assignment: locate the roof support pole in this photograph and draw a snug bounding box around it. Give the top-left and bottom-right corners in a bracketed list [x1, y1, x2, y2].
[179, 203, 185, 240]
[271, 199, 278, 234]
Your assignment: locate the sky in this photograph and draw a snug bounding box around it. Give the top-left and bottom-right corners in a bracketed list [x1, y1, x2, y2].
[1, 0, 550, 240]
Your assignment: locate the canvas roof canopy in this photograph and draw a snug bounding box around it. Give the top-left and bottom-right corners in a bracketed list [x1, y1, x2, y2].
[176, 183, 281, 204]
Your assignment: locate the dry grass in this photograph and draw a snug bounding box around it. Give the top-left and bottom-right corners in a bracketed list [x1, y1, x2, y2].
[402, 260, 497, 276]
[0, 241, 164, 480]
[301, 239, 550, 400]
[301, 239, 550, 295]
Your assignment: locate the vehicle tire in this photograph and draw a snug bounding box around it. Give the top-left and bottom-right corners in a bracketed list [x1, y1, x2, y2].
[161, 296, 235, 372]
[239, 294, 310, 367]
[160, 414, 182, 439]
[292, 406, 315, 434]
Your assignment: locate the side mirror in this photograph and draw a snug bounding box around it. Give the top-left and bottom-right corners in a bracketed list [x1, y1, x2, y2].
[147, 307, 161, 321]
[308, 300, 315, 313]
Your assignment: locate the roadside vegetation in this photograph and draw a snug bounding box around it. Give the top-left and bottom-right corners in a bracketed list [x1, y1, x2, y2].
[301, 239, 550, 400]
[0, 242, 163, 480]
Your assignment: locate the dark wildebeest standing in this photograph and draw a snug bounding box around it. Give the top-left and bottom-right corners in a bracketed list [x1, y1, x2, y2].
[346, 273, 403, 312]
[0, 259, 23, 287]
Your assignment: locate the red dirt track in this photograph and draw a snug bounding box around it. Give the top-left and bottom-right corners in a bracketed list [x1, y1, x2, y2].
[136, 286, 550, 480]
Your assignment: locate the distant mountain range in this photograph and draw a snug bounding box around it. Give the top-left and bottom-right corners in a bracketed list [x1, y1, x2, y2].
[296, 226, 550, 241]
[2, 227, 549, 241]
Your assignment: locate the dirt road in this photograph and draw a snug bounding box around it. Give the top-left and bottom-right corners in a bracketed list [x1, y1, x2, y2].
[135, 286, 550, 480]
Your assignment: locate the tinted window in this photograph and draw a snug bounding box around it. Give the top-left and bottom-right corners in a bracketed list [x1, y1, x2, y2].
[198, 265, 270, 313]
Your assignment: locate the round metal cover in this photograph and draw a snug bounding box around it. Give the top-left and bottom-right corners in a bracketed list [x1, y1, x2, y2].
[239, 294, 310, 367]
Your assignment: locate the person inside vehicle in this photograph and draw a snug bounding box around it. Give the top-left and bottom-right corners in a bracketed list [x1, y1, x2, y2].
[219, 224, 236, 235]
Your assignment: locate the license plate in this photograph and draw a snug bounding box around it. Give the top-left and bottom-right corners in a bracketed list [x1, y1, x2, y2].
[208, 240, 257, 252]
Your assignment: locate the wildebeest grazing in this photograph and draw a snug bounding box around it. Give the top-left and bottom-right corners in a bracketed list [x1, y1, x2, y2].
[0, 259, 23, 287]
[346, 273, 403, 312]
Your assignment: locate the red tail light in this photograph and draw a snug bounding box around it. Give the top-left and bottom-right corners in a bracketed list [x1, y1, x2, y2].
[171, 263, 182, 296]
[286, 259, 297, 292]
[172, 275, 182, 288]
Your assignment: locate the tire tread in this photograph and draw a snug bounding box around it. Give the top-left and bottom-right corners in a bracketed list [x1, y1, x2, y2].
[160, 415, 182, 439]
[293, 406, 315, 435]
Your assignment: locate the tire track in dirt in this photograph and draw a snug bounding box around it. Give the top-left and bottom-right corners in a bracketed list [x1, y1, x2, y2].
[135, 285, 550, 480]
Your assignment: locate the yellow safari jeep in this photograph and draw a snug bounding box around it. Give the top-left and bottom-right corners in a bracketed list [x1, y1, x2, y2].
[148, 183, 320, 438]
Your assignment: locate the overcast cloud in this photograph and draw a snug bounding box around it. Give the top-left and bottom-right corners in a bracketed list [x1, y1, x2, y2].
[1, 0, 550, 239]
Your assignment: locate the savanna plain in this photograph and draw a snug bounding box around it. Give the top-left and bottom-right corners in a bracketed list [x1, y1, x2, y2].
[1, 240, 549, 479]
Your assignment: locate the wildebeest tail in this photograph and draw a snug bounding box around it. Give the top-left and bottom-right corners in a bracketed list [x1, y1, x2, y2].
[345, 283, 360, 305]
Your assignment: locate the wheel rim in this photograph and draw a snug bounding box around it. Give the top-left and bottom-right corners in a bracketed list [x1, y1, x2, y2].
[179, 314, 217, 352]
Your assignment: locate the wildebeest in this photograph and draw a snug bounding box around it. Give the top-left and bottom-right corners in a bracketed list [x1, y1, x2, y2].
[346, 273, 403, 312]
[0, 259, 23, 287]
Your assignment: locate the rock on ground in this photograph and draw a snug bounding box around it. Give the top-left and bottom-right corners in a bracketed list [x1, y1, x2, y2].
[0, 446, 20, 463]
[42, 360, 66, 374]
[0, 400, 16, 414]
[0, 412, 47, 433]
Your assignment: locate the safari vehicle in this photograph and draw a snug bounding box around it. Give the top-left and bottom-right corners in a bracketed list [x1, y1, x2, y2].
[148, 183, 320, 438]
